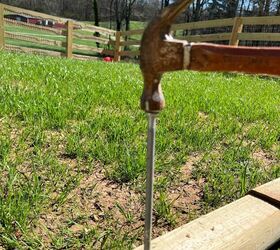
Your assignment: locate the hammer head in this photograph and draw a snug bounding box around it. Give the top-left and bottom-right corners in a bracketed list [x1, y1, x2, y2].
[140, 0, 193, 113]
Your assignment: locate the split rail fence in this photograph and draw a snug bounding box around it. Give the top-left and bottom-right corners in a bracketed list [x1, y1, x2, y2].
[0, 3, 280, 62]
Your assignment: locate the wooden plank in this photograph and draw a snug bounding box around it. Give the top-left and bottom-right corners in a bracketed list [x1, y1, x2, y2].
[238, 32, 280, 41]
[229, 17, 243, 46]
[114, 31, 121, 62]
[135, 196, 280, 249]
[135, 178, 280, 250]
[242, 16, 280, 25]
[119, 50, 140, 57]
[73, 33, 111, 45]
[172, 18, 235, 31]
[177, 33, 231, 42]
[5, 31, 64, 47]
[249, 178, 280, 208]
[73, 54, 100, 61]
[0, 5, 4, 49]
[120, 40, 141, 46]
[2, 3, 67, 23]
[4, 18, 63, 35]
[120, 29, 144, 36]
[76, 23, 116, 36]
[73, 47, 114, 56]
[5, 44, 63, 57]
[66, 20, 73, 58]
[73, 44, 104, 53]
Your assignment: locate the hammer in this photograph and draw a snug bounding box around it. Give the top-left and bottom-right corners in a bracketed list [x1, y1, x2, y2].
[140, 0, 280, 249]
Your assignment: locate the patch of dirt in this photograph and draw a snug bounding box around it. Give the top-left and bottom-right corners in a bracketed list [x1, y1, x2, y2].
[34, 153, 203, 248]
[168, 153, 203, 218]
[35, 166, 144, 246]
[252, 149, 276, 169]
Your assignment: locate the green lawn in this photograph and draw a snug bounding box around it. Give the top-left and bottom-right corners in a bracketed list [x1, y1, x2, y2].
[0, 51, 279, 249]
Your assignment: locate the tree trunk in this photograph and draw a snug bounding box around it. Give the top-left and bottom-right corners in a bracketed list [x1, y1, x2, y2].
[93, 0, 100, 48]
[239, 0, 245, 16]
[264, 0, 271, 15]
[93, 0, 99, 26]
[258, 0, 265, 16]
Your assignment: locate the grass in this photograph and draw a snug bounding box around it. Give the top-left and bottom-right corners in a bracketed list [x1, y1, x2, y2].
[0, 50, 279, 249]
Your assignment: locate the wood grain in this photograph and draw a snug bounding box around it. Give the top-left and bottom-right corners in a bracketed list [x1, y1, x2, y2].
[172, 18, 235, 31]
[189, 43, 280, 76]
[177, 33, 231, 42]
[73, 33, 111, 45]
[238, 32, 280, 42]
[249, 178, 280, 208]
[229, 17, 243, 46]
[66, 20, 73, 58]
[135, 194, 280, 250]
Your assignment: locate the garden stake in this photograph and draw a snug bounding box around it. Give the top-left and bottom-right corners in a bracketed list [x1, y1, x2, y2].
[140, 0, 280, 249]
[144, 113, 157, 250]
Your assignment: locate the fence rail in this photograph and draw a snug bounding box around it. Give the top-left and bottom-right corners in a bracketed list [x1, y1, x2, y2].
[0, 3, 280, 62]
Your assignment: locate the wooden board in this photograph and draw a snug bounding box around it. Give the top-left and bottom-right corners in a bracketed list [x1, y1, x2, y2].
[4, 18, 63, 35]
[119, 50, 140, 57]
[135, 178, 280, 250]
[5, 31, 64, 47]
[242, 16, 280, 25]
[120, 40, 141, 46]
[73, 54, 100, 61]
[2, 3, 67, 23]
[172, 18, 235, 31]
[229, 17, 243, 46]
[73, 43, 107, 53]
[114, 31, 121, 62]
[73, 33, 111, 45]
[66, 21, 73, 58]
[5, 44, 63, 57]
[77, 25, 116, 36]
[238, 32, 280, 42]
[120, 29, 144, 36]
[249, 178, 280, 208]
[177, 33, 231, 42]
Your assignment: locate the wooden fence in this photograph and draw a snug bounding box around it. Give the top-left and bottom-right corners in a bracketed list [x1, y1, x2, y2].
[117, 16, 280, 61]
[1, 3, 280, 62]
[0, 3, 116, 61]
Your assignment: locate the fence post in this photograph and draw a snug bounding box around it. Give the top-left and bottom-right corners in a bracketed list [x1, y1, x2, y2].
[229, 17, 243, 46]
[66, 20, 73, 58]
[114, 31, 121, 62]
[0, 4, 5, 50]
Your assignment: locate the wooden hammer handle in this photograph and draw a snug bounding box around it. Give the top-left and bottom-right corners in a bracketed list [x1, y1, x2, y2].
[189, 44, 280, 76]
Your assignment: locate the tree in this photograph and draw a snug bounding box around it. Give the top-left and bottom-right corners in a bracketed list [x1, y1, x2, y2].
[93, 0, 99, 26]
[110, 0, 137, 31]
